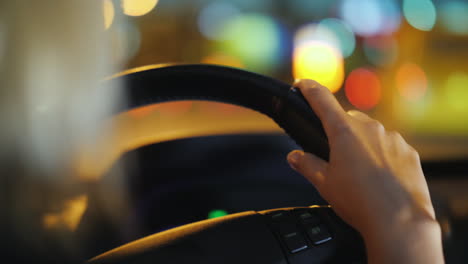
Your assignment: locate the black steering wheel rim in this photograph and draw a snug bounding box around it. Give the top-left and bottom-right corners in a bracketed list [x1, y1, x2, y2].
[109, 64, 330, 161]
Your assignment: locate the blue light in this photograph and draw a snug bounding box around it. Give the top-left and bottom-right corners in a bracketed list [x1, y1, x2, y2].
[197, 1, 240, 40]
[318, 18, 356, 58]
[403, 0, 437, 31]
[440, 1, 468, 35]
[339, 0, 400, 36]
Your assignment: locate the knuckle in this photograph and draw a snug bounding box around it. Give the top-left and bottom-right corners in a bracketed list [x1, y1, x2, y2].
[366, 120, 384, 132]
[388, 130, 402, 140]
[302, 84, 328, 97]
[407, 146, 421, 161]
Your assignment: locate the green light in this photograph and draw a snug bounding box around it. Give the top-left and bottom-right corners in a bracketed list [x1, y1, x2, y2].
[208, 209, 228, 219]
[217, 13, 282, 73]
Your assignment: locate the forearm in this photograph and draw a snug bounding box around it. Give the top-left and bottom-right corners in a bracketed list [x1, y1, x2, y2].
[363, 219, 444, 264]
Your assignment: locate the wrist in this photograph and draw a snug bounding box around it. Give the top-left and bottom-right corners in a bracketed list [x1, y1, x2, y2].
[362, 217, 444, 264]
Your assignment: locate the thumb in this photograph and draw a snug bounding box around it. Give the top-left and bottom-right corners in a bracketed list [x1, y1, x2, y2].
[287, 150, 328, 189]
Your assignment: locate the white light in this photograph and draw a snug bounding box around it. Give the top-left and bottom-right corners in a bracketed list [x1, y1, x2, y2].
[340, 0, 400, 36]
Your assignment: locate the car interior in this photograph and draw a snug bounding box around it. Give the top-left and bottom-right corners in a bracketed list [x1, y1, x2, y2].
[1, 0, 468, 263]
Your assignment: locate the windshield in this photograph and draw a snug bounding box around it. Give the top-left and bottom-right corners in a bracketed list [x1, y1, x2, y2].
[102, 0, 468, 161]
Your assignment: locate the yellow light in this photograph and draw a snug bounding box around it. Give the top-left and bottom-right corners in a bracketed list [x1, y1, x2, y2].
[293, 41, 344, 93]
[445, 72, 468, 111]
[103, 0, 115, 30]
[121, 0, 158, 17]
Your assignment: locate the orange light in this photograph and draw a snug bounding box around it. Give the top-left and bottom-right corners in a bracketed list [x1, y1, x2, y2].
[103, 0, 115, 30]
[128, 104, 160, 118]
[201, 52, 244, 69]
[293, 41, 344, 93]
[158, 101, 193, 116]
[128, 102, 193, 118]
[121, 0, 158, 17]
[345, 68, 381, 110]
[396, 62, 428, 101]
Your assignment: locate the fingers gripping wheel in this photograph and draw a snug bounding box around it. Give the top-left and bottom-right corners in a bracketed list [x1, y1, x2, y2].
[91, 64, 366, 263]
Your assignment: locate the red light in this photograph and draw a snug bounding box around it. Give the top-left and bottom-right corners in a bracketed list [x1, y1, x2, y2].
[345, 68, 381, 110]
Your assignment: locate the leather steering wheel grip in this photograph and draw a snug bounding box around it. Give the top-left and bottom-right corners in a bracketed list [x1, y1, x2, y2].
[110, 64, 330, 161]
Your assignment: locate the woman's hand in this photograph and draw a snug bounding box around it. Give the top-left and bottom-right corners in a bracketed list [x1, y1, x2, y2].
[287, 79, 444, 264]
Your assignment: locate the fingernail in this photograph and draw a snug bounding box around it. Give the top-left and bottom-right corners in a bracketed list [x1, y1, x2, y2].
[287, 150, 304, 170]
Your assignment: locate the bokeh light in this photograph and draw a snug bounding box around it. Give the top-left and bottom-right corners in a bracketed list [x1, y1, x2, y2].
[318, 18, 356, 58]
[440, 1, 468, 35]
[197, 1, 240, 40]
[121, 0, 159, 17]
[345, 68, 381, 110]
[293, 41, 344, 93]
[339, 0, 400, 36]
[218, 13, 284, 73]
[363, 36, 398, 66]
[444, 72, 468, 111]
[201, 52, 244, 68]
[296, 20, 355, 58]
[103, 0, 115, 30]
[295, 23, 340, 53]
[403, 0, 436, 31]
[396, 62, 428, 101]
[208, 209, 228, 219]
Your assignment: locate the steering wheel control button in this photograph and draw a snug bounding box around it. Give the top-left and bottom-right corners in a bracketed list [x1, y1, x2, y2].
[268, 211, 288, 222]
[283, 231, 309, 254]
[306, 225, 332, 245]
[297, 211, 321, 226]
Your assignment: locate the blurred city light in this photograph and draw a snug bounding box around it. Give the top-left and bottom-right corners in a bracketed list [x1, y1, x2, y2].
[439, 1, 468, 35]
[103, 0, 115, 30]
[208, 209, 228, 219]
[445, 72, 468, 111]
[396, 62, 428, 101]
[217, 13, 284, 73]
[122, 0, 159, 17]
[363, 36, 398, 66]
[339, 0, 400, 36]
[345, 68, 381, 110]
[202, 52, 244, 68]
[403, 0, 436, 31]
[293, 41, 344, 93]
[318, 18, 356, 58]
[197, 1, 240, 41]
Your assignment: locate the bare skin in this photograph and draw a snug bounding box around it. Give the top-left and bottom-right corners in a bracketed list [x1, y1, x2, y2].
[287, 79, 444, 264]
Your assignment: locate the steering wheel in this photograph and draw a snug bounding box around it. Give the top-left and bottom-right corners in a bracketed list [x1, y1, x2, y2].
[89, 64, 366, 264]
